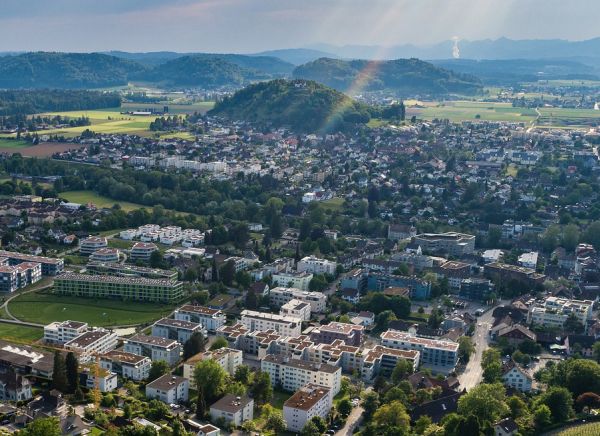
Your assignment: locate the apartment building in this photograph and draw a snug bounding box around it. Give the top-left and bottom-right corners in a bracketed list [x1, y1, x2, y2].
[484, 262, 546, 287]
[0, 266, 17, 293]
[124, 334, 182, 366]
[413, 232, 476, 256]
[146, 374, 189, 404]
[0, 250, 64, 276]
[210, 395, 254, 427]
[361, 345, 420, 381]
[380, 330, 459, 373]
[518, 252, 539, 269]
[79, 236, 108, 256]
[85, 261, 178, 281]
[310, 322, 364, 347]
[100, 350, 151, 381]
[64, 329, 118, 361]
[527, 296, 594, 329]
[435, 261, 471, 290]
[79, 366, 118, 393]
[174, 305, 226, 332]
[129, 242, 158, 262]
[183, 348, 242, 387]
[388, 224, 417, 241]
[501, 361, 532, 393]
[43, 320, 89, 345]
[366, 273, 432, 300]
[240, 310, 302, 337]
[280, 299, 311, 321]
[297, 256, 337, 275]
[269, 287, 327, 313]
[272, 271, 313, 291]
[261, 354, 341, 396]
[151, 318, 206, 344]
[283, 384, 332, 432]
[89, 248, 120, 263]
[54, 273, 183, 303]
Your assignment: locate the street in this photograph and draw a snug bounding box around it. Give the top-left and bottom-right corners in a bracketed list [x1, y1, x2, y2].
[335, 402, 364, 436]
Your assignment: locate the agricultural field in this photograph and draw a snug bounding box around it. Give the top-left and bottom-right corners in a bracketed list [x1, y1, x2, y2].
[7, 290, 175, 327]
[121, 101, 214, 115]
[408, 101, 537, 123]
[0, 138, 32, 150]
[554, 421, 600, 436]
[58, 190, 148, 212]
[0, 322, 43, 343]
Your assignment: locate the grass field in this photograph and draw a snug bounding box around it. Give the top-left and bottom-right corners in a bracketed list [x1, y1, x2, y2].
[555, 422, 600, 435]
[59, 190, 148, 212]
[0, 322, 43, 343]
[320, 197, 345, 211]
[8, 291, 175, 326]
[0, 138, 32, 150]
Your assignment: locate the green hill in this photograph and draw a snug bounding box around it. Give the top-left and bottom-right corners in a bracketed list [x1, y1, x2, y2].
[209, 79, 370, 133]
[293, 57, 483, 95]
[0, 52, 145, 88]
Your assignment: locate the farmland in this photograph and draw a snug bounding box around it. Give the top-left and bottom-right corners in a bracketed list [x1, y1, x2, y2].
[553, 422, 600, 436]
[0, 138, 32, 150]
[58, 190, 148, 212]
[0, 322, 43, 343]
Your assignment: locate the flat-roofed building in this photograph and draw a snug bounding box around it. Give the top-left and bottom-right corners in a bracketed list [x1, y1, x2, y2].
[79, 365, 118, 392]
[484, 262, 546, 287]
[44, 320, 89, 345]
[79, 236, 108, 256]
[210, 394, 253, 427]
[310, 322, 364, 347]
[269, 287, 327, 313]
[283, 384, 332, 432]
[297, 256, 337, 275]
[0, 250, 64, 276]
[280, 299, 311, 321]
[380, 330, 459, 374]
[240, 310, 302, 337]
[85, 261, 178, 281]
[261, 354, 341, 396]
[89, 248, 120, 263]
[146, 374, 189, 404]
[0, 266, 18, 293]
[130, 242, 158, 262]
[413, 232, 476, 256]
[272, 271, 313, 291]
[151, 318, 206, 344]
[54, 273, 183, 303]
[518, 252, 539, 269]
[124, 334, 181, 366]
[361, 345, 420, 381]
[183, 348, 242, 387]
[64, 329, 118, 361]
[527, 296, 594, 329]
[174, 305, 226, 333]
[100, 350, 151, 381]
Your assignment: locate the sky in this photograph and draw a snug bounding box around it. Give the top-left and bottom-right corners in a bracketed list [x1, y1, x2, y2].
[0, 0, 599, 53]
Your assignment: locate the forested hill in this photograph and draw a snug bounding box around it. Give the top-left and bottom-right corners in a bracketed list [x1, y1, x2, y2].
[0, 52, 144, 89]
[292, 57, 483, 95]
[0, 90, 121, 116]
[209, 79, 371, 133]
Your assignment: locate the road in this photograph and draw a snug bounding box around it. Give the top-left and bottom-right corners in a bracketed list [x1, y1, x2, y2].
[457, 305, 496, 391]
[0, 280, 54, 326]
[336, 403, 364, 436]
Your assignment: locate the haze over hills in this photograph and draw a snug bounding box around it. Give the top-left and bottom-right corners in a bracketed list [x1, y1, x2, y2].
[293, 58, 483, 95]
[209, 79, 371, 133]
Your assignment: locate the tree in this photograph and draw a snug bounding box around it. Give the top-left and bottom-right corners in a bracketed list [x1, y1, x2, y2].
[65, 352, 79, 393]
[372, 400, 411, 434]
[562, 224, 580, 252]
[310, 416, 327, 433]
[457, 383, 509, 424]
[244, 289, 259, 310]
[148, 360, 169, 382]
[576, 392, 600, 412]
[458, 336, 475, 363]
[362, 390, 379, 419]
[52, 351, 68, 392]
[564, 312, 584, 334]
[375, 310, 397, 331]
[391, 359, 414, 384]
[149, 250, 164, 268]
[536, 386, 574, 423]
[234, 365, 251, 385]
[193, 359, 227, 416]
[250, 370, 273, 405]
[593, 342, 600, 363]
[20, 417, 61, 436]
[210, 336, 228, 351]
[220, 260, 236, 286]
[533, 404, 552, 429]
[300, 420, 321, 436]
[338, 398, 353, 416]
[264, 409, 286, 433]
[171, 418, 191, 436]
[183, 332, 206, 360]
[565, 359, 600, 397]
[414, 416, 432, 435]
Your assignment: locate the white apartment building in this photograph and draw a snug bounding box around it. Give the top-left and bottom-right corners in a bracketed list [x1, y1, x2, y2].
[297, 256, 337, 275]
[269, 287, 327, 313]
[79, 236, 108, 256]
[210, 395, 254, 427]
[130, 242, 158, 262]
[100, 350, 152, 381]
[261, 354, 341, 396]
[44, 320, 89, 345]
[146, 374, 189, 404]
[413, 232, 476, 256]
[151, 318, 206, 344]
[518, 252, 539, 269]
[283, 384, 332, 432]
[527, 296, 594, 329]
[64, 329, 118, 361]
[174, 305, 226, 332]
[272, 271, 313, 291]
[124, 334, 182, 366]
[380, 330, 459, 374]
[183, 348, 242, 388]
[241, 310, 302, 337]
[280, 299, 311, 321]
[80, 366, 118, 392]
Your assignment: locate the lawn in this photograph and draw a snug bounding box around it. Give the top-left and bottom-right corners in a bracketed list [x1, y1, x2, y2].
[0, 322, 43, 343]
[8, 291, 176, 326]
[0, 138, 32, 150]
[271, 389, 292, 409]
[59, 190, 148, 212]
[320, 197, 345, 211]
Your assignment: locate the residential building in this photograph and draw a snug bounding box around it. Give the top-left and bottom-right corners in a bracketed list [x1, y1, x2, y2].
[240, 310, 302, 337]
[151, 318, 206, 344]
[0, 370, 32, 402]
[380, 330, 459, 373]
[146, 374, 189, 404]
[361, 345, 420, 381]
[272, 271, 313, 291]
[85, 261, 178, 281]
[174, 305, 226, 333]
[79, 236, 108, 256]
[297, 256, 337, 275]
[413, 232, 476, 256]
[459, 278, 494, 302]
[79, 366, 118, 392]
[89, 248, 120, 263]
[495, 325, 536, 345]
[484, 262, 546, 287]
[269, 287, 327, 313]
[54, 273, 184, 303]
[100, 350, 151, 381]
[435, 261, 471, 290]
[283, 384, 332, 433]
[280, 299, 311, 321]
[340, 268, 367, 292]
[518, 252, 539, 269]
[564, 334, 595, 358]
[183, 348, 242, 387]
[494, 418, 519, 436]
[0, 340, 54, 379]
[366, 273, 431, 300]
[210, 395, 253, 427]
[261, 354, 342, 396]
[527, 296, 594, 329]
[0, 250, 64, 276]
[44, 320, 89, 345]
[124, 334, 182, 366]
[387, 224, 417, 241]
[0, 266, 18, 293]
[130, 242, 158, 262]
[501, 361, 532, 392]
[64, 329, 118, 361]
[310, 322, 364, 347]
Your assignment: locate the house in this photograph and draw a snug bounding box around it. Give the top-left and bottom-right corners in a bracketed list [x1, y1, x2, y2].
[248, 281, 269, 297]
[388, 224, 417, 241]
[0, 369, 32, 402]
[340, 288, 360, 304]
[495, 324, 537, 345]
[494, 417, 519, 436]
[501, 361, 532, 392]
[564, 334, 595, 358]
[146, 374, 189, 404]
[27, 390, 68, 418]
[209, 394, 254, 427]
[283, 384, 332, 432]
[350, 311, 375, 327]
[410, 391, 464, 424]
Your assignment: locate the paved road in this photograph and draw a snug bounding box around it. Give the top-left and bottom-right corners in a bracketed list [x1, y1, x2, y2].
[457, 306, 496, 391]
[336, 403, 364, 436]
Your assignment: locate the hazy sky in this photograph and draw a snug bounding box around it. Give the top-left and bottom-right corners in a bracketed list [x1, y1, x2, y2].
[1, 0, 598, 53]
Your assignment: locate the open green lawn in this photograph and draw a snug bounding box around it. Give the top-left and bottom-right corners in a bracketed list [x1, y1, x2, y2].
[0, 138, 32, 150]
[8, 291, 175, 326]
[320, 197, 345, 211]
[0, 322, 43, 343]
[59, 190, 148, 212]
[271, 389, 292, 409]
